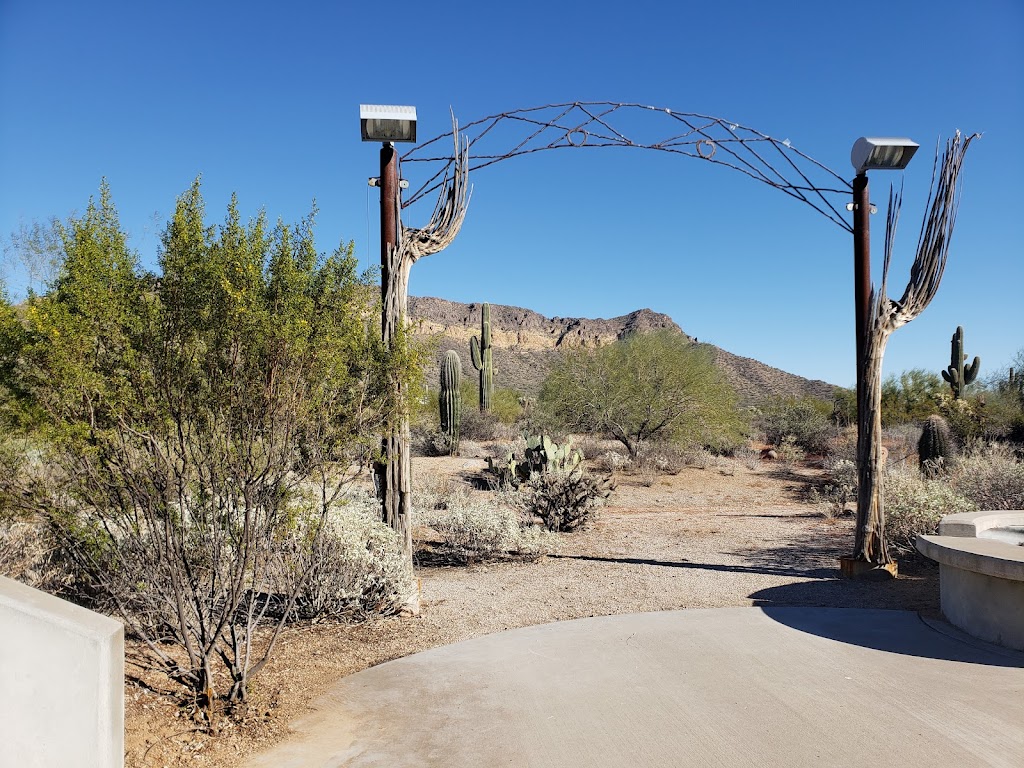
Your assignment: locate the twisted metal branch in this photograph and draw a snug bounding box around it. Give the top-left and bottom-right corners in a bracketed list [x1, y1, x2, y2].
[402, 102, 853, 232]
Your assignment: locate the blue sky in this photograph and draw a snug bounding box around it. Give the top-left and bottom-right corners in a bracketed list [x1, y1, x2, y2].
[1, 0, 1021, 387]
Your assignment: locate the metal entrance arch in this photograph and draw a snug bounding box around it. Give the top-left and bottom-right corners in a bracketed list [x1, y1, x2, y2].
[374, 102, 975, 591]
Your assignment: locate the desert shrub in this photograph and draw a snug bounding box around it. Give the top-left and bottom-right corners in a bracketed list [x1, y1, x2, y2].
[460, 407, 504, 441]
[576, 435, 615, 461]
[635, 441, 689, 475]
[825, 427, 858, 464]
[882, 423, 919, 468]
[774, 435, 806, 466]
[831, 386, 857, 427]
[417, 492, 556, 563]
[593, 449, 631, 474]
[807, 458, 857, 519]
[882, 465, 976, 553]
[948, 442, 1024, 510]
[425, 428, 459, 457]
[680, 445, 720, 470]
[733, 444, 761, 471]
[756, 396, 834, 455]
[294, 493, 414, 621]
[520, 468, 614, 532]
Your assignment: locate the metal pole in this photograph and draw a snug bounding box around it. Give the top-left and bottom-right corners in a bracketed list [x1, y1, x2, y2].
[852, 172, 870, 419]
[380, 142, 399, 299]
[376, 141, 400, 527]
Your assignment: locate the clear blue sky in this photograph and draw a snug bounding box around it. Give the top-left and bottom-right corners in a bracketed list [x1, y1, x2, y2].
[1, 0, 1021, 387]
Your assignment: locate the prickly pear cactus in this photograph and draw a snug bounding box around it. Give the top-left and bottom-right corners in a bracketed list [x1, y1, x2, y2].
[470, 303, 493, 413]
[483, 435, 583, 488]
[439, 350, 461, 456]
[941, 326, 980, 400]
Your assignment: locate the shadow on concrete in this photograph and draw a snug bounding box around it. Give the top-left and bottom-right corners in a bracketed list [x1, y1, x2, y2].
[756, 606, 1024, 668]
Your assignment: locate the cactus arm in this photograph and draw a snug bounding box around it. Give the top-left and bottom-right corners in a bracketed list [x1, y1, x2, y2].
[964, 356, 981, 386]
[470, 336, 482, 370]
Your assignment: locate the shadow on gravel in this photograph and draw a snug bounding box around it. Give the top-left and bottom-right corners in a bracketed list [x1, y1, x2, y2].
[756, 607, 1024, 667]
[548, 553, 836, 579]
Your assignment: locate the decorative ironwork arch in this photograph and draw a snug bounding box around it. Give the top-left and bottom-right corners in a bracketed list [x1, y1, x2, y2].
[401, 102, 854, 233]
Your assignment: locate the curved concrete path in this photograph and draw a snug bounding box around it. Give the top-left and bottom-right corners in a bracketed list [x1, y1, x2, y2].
[246, 608, 1024, 768]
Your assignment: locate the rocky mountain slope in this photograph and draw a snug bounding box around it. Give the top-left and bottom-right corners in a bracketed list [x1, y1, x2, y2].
[408, 297, 838, 403]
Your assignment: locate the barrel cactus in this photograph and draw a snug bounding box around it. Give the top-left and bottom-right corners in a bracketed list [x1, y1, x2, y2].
[470, 303, 493, 413]
[439, 350, 462, 456]
[918, 414, 954, 476]
[941, 326, 980, 400]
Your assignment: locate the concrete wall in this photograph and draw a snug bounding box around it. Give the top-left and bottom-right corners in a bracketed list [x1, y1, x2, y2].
[0, 575, 123, 768]
[939, 564, 1024, 651]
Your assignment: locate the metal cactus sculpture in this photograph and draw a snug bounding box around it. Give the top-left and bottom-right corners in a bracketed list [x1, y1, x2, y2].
[941, 326, 980, 399]
[439, 350, 462, 456]
[470, 302, 493, 413]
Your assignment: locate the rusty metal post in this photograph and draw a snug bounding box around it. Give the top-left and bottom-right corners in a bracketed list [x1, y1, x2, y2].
[379, 143, 399, 292]
[852, 172, 871, 415]
[374, 141, 414, 566]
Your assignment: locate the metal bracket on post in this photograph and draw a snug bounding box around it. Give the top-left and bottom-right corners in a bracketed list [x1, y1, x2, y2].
[368, 178, 408, 188]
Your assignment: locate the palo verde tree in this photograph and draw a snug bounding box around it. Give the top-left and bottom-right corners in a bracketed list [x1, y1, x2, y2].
[1, 179, 413, 725]
[540, 331, 746, 458]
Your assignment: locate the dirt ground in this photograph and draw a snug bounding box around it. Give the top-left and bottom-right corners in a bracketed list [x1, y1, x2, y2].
[123, 454, 940, 767]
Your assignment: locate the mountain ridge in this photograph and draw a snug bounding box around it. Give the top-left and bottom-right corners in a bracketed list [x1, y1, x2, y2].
[408, 296, 839, 404]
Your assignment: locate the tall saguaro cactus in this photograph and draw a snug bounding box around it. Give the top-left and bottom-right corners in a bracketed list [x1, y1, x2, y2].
[941, 325, 980, 399]
[470, 302, 493, 413]
[439, 350, 462, 456]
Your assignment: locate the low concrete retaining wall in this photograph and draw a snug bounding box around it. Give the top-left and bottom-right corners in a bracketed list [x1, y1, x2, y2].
[917, 511, 1024, 651]
[0, 575, 123, 767]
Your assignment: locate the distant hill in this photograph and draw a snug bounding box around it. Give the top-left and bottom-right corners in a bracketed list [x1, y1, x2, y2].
[408, 296, 839, 404]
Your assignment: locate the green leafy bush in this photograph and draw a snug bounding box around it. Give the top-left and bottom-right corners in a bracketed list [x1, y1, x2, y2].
[756, 396, 834, 454]
[540, 332, 746, 458]
[0, 180, 415, 722]
[881, 369, 945, 426]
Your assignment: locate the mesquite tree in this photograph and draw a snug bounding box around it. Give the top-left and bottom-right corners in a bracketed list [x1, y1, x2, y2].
[853, 132, 978, 566]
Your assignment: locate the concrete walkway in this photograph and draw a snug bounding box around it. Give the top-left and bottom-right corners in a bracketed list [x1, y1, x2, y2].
[246, 608, 1024, 768]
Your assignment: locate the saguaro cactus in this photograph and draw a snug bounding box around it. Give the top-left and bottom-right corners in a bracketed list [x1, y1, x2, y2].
[941, 325, 980, 399]
[470, 302, 493, 413]
[439, 350, 461, 456]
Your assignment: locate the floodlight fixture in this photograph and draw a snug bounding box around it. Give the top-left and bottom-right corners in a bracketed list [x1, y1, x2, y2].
[851, 137, 919, 174]
[360, 104, 417, 143]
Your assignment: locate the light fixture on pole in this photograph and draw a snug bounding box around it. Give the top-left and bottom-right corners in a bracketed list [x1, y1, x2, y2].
[844, 135, 918, 579]
[360, 104, 418, 143]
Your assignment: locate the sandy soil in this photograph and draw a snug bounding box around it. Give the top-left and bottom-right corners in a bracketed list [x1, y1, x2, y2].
[123, 455, 940, 767]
